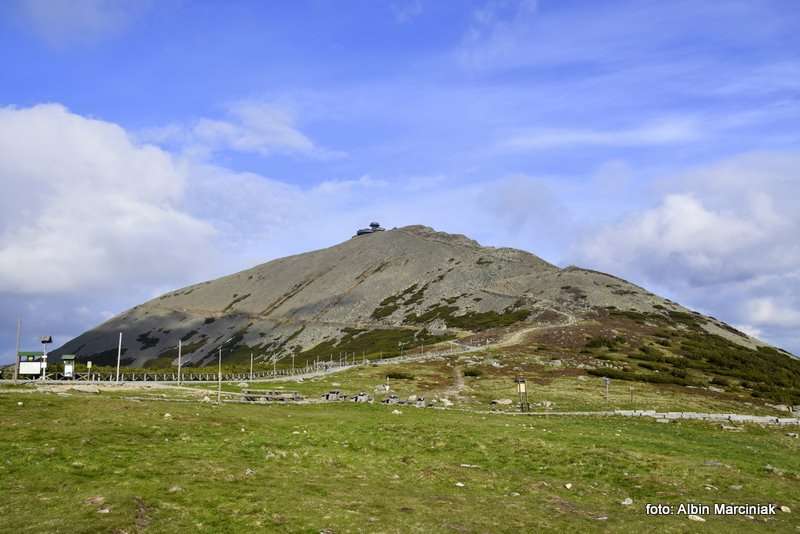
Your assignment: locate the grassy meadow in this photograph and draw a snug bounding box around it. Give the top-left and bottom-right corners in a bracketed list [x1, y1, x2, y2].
[1, 386, 799, 533]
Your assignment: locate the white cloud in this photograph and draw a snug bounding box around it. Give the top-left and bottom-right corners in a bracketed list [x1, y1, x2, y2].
[573, 151, 800, 352]
[16, 0, 151, 45]
[500, 118, 701, 150]
[140, 101, 343, 160]
[745, 298, 800, 328]
[0, 104, 216, 294]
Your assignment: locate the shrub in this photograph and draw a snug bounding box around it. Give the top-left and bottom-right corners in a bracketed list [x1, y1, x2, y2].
[386, 371, 414, 380]
[463, 368, 483, 377]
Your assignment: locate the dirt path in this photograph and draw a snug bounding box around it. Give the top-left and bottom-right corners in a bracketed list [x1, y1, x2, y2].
[497, 307, 578, 347]
[440, 365, 466, 400]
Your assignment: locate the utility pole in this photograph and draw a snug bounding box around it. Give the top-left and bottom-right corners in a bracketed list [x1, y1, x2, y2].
[13, 319, 20, 384]
[217, 337, 232, 406]
[250, 352, 254, 381]
[115, 332, 123, 383]
[177, 339, 182, 385]
[217, 346, 222, 405]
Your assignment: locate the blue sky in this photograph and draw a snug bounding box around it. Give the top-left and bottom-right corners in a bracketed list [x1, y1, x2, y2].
[1, 0, 799, 359]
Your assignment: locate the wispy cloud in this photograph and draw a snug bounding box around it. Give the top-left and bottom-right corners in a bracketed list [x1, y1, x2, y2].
[140, 101, 345, 160]
[15, 0, 152, 46]
[391, 0, 423, 23]
[499, 118, 702, 150]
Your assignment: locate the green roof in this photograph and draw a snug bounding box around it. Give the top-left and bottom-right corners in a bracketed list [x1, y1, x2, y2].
[61, 354, 76, 361]
[18, 351, 43, 357]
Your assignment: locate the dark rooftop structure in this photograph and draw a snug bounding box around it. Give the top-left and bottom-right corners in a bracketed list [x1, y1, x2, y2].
[355, 221, 386, 236]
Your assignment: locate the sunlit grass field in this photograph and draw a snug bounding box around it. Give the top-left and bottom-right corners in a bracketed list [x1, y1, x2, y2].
[1, 388, 798, 533]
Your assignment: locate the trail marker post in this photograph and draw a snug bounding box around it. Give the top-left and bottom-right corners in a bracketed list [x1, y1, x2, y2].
[515, 375, 529, 412]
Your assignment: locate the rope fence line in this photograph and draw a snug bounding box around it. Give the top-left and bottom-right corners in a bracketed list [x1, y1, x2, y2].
[1, 344, 484, 385]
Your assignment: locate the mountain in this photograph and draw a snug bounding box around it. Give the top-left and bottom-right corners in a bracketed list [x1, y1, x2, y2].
[54, 224, 783, 370]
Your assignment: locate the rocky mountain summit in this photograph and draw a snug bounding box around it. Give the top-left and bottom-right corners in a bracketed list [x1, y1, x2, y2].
[54, 225, 771, 367]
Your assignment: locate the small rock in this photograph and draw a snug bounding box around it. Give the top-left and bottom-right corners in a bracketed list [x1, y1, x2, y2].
[17, 402, 23, 406]
[703, 460, 722, 467]
[455, 482, 465, 487]
[781, 506, 791, 513]
[163, 413, 172, 418]
[392, 409, 402, 415]
[564, 483, 572, 490]
[594, 516, 608, 521]
[787, 433, 799, 439]
[168, 485, 182, 493]
[245, 468, 255, 477]
[491, 399, 513, 406]
[331, 382, 341, 387]
[509, 492, 520, 496]
[688, 515, 705, 522]
[70, 385, 100, 394]
[460, 464, 479, 468]
[621, 498, 633, 506]
[97, 508, 110, 514]
[729, 485, 743, 490]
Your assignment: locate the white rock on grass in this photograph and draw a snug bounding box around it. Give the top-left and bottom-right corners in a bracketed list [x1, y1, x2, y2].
[455, 482, 465, 487]
[688, 515, 705, 522]
[621, 498, 633, 506]
[780, 505, 791, 513]
[392, 409, 402, 415]
[564, 483, 572, 490]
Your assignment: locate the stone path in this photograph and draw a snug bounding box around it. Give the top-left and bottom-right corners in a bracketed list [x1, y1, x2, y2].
[470, 408, 800, 426]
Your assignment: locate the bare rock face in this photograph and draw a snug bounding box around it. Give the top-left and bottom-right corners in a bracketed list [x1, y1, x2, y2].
[52, 225, 765, 367]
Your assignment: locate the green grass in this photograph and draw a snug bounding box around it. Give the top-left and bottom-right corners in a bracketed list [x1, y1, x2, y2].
[179, 354, 794, 416]
[406, 304, 531, 330]
[296, 328, 454, 364]
[0, 391, 798, 533]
